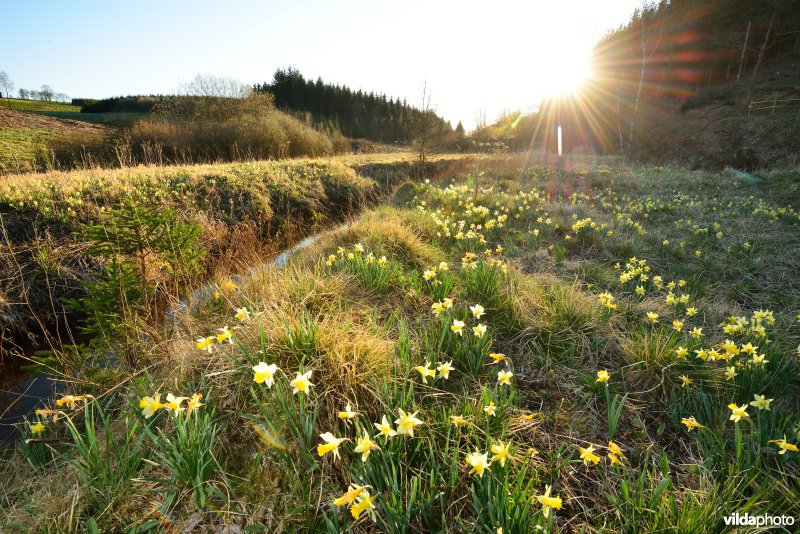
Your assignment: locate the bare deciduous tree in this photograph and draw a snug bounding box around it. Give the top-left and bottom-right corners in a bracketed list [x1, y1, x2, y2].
[40, 84, 54, 101]
[0, 71, 14, 102]
[415, 78, 436, 163]
[180, 74, 249, 98]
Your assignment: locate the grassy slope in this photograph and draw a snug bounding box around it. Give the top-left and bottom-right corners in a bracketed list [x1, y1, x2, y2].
[3, 98, 81, 113]
[1, 154, 799, 532]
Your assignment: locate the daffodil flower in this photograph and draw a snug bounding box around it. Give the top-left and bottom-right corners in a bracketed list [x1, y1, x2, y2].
[489, 353, 509, 364]
[334, 484, 369, 507]
[139, 393, 164, 418]
[165, 393, 188, 415]
[290, 370, 314, 395]
[470, 303, 485, 318]
[196, 336, 214, 352]
[497, 369, 513, 386]
[768, 436, 798, 455]
[465, 450, 490, 476]
[451, 319, 465, 336]
[413, 361, 436, 384]
[235, 307, 250, 321]
[253, 362, 278, 387]
[579, 445, 601, 465]
[646, 312, 659, 323]
[55, 394, 87, 409]
[537, 485, 562, 518]
[395, 409, 423, 437]
[374, 415, 397, 439]
[338, 402, 359, 420]
[490, 441, 512, 467]
[596, 370, 610, 383]
[728, 403, 749, 423]
[750, 394, 773, 411]
[437, 361, 455, 379]
[186, 393, 204, 415]
[484, 401, 497, 416]
[353, 433, 380, 462]
[317, 432, 349, 460]
[472, 323, 487, 338]
[350, 490, 377, 520]
[681, 416, 705, 431]
[30, 422, 46, 435]
[450, 415, 467, 426]
[216, 326, 233, 344]
[679, 375, 692, 387]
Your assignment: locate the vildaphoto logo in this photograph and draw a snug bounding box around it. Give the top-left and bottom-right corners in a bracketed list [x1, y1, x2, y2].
[723, 512, 795, 527]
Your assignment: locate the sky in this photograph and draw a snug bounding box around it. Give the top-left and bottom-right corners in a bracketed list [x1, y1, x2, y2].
[2, 0, 641, 130]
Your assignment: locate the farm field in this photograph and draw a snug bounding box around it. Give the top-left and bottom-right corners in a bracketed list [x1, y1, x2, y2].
[3, 98, 81, 113]
[1, 154, 798, 532]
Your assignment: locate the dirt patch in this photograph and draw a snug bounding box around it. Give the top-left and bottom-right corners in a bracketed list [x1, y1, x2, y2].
[0, 108, 109, 135]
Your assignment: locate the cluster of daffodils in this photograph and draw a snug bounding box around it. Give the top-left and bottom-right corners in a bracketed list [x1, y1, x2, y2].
[461, 250, 509, 273]
[578, 440, 627, 467]
[443, 301, 489, 340]
[27, 394, 94, 435]
[325, 243, 388, 268]
[196, 325, 235, 352]
[422, 261, 451, 284]
[139, 392, 204, 418]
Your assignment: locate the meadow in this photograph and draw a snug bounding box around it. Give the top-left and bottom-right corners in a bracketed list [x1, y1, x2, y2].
[0, 153, 798, 532]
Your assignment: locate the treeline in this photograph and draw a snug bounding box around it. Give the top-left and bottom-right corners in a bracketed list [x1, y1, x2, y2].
[254, 68, 453, 143]
[17, 85, 70, 102]
[79, 96, 162, 113]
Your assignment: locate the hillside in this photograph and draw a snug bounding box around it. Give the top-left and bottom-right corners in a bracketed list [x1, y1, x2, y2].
[0, 108, 108, 173]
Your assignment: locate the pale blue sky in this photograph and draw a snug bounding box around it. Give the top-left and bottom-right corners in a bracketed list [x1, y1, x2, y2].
[3, 0, 640, 129]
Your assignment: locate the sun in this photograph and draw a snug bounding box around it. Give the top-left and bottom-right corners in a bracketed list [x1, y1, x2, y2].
[537, 48, 594, 98]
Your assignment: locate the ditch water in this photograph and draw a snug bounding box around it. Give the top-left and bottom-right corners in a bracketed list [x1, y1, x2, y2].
[0, 225, 344, 443]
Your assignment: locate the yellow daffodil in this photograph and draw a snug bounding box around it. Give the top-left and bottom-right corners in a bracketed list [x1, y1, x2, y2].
[350, 490, 377, 520]
[353, 433, 380, 462]
[672, 319, 684, 332]
[470, 303, 485, 318]
[466, 450, 490, 476]
[165, 393, 187, 415]
[395, 409, 423, 437]
[442, 297, 454, 309]
[473, 323, 487, 338]
[484, 401, 497, 416]
[139, 393, 164, 418]
[690, 327, 703, 339]
[608, 453, 623, 466]
[354, 243, 364, 252]
[579, 445, 601, 465]
[751, 353, 768, 365]
[728, 403, 749, 423]
[598, 292, 616, 309]
[186, 393, 204, 415]
[253, 362, 278, 387]
[608, 440, 625, 459]
[537, 485, 562, 518]
[196, 336, 214, 352]
[439, 261, 449, 271]
[491, 442, 512, 467]
[223, 280, 238, 292]
[431, 301, 445, 316]
[724, 366, 737, 380]
[338, 402, 360, 420]
[489, 353, 509, 364]
[681, 416, 705, 431]
[30, 422, 46, 435]
[646, 312, 659, 323]
[636, 286, 645, 296]
[290, 370, 314, 395]
[768, 436, 798, 455]
[497, 369, 513, 386]
[596, 370, 610, 383]
[750, 394, 773, 411]
[423, 269, 437, 281]
[686, 307, 697, 316]
[317, 432, 349, 460]
[451, 319, 465, 336]
[374, 415, 397, 439]
[413, 361, 437, 384]
[216, 326, 233, 344]
[450, 415, 467, 426]
[378, 256, 388, 266]
[334, 484, 368, 507]
[679, 375, 693, 387]
[55, 394, 86, 408]
[675, 346, 688, 358]
[235, 307, 250, 321]
[437, 361, 455, 379]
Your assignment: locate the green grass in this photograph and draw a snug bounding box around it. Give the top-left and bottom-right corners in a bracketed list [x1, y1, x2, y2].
[3, 98, 81, 113]
[0, 127, 52, 173]
[1, 153, 798, 532]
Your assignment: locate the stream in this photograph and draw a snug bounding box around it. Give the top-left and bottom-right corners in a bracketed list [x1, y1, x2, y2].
[0, 224, 342, 443]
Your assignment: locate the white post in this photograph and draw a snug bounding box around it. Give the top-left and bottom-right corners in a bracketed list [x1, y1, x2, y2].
[557, 124, 563, 157]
